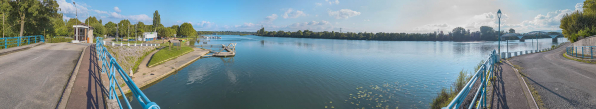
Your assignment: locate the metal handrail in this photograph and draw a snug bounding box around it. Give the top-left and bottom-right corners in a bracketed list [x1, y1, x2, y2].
[444, 50, 497, 109]
[566, 46, 596, 59]
[0, 35, 44, 49]
[96, 37, 160, 109]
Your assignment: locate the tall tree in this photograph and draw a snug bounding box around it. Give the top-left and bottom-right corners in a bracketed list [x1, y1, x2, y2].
[508, 28, 515, 33]
[152, 10, 160, 31]
[179, 22, 196, 37]
[117, 19, 130, 39]
[104, 21, 116, 37]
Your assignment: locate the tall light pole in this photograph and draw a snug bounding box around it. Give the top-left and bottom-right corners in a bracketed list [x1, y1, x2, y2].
[497, 9, 502, 54]
[116, 25, 119, 41]
[73, 2, 77, 41]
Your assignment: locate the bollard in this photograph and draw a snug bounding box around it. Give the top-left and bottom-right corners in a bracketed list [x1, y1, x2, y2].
[121, 42, 123, 46]
[135, 43, 137, 46]
[128, 43, 130, 46]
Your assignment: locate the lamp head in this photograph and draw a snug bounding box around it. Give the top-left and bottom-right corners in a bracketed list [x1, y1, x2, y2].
[497, 9, 502, 18]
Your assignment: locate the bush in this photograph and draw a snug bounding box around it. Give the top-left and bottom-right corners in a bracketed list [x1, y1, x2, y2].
[430, 60, 484, 109]
[48, 37, 73, 43]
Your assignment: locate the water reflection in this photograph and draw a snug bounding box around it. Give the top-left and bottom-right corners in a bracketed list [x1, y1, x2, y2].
[136, 35, 569, 109]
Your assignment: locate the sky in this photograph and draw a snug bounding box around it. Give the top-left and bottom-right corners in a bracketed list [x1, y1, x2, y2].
[58, 0, 584, 33]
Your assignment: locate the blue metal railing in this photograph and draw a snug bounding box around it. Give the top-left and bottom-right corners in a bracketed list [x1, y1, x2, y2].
[444, 50, 497, 109]
[566, 46, 595, 59]
[0, 35, 45, 49]
[96, 37, 160, 109]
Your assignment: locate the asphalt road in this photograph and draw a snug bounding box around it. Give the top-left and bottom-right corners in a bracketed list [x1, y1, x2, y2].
[509, 43, 596, 108]
[0, 43, 86, 108]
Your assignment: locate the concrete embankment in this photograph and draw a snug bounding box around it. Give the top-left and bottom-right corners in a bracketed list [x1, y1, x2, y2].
[119, 47, 210, 95]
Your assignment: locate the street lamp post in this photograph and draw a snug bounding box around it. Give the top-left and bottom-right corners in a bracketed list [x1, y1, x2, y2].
[497, 9, 502, 55]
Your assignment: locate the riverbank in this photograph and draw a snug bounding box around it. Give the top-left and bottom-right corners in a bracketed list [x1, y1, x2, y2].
[119, 47, 209, 95]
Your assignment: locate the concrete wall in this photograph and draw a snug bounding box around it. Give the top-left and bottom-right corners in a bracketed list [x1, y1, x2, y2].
[571, 36, 596, 57]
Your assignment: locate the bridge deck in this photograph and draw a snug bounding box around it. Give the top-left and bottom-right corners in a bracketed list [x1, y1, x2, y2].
[0, 43, 86, 108]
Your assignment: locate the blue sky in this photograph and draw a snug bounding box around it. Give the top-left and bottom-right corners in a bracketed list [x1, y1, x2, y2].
[59, 0, 584, 33]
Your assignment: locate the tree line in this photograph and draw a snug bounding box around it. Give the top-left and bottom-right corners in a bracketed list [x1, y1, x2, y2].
[256, 26, 522, 41]
[0, 0, 197, 40]
[197, 31, 255, 35]
[560, 0, 596, 42]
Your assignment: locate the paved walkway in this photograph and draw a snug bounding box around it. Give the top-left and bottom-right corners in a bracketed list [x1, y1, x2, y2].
[0, 43, 86, 108]
[489, 62, 533, 109]
[132, 48, 209, 89]
[509, 43, 596, 108]
[65, 45, 108, 109]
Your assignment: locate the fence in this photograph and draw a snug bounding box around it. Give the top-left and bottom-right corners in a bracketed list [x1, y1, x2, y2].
[445, 50, 497, 109]
[500, 43, 564, 59]
[0, 35, 45, 49]
[107, 41, 160, 47]
[566, 46, 596, 59]
[96, 37, 160, 109]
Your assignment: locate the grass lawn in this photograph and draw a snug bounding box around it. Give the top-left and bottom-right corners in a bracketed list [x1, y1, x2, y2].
[148, 46, 194, 67]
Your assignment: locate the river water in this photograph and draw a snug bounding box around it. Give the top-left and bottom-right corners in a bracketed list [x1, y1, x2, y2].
[128, 35, 567, 109]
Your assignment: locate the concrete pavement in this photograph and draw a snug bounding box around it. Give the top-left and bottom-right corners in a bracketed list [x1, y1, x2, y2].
[0, 43, 86, 108]
[509, 43, 596, 108]
[489, 62, 533, 109]
[65, 45, 108, 109]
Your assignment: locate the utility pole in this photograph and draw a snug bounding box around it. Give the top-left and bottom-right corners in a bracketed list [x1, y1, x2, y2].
[3, 13, 4, 38]
[128, 23, 129, 42]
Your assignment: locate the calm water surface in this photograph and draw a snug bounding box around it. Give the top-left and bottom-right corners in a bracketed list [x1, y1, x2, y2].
[128, 35, 567, 109]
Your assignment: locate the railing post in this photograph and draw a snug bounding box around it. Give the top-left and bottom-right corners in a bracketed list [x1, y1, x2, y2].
[17, 36, 21, 47]
[582, 47, 585, 59]
[591, 47, 593, 59]
[27, 36, 30, 45]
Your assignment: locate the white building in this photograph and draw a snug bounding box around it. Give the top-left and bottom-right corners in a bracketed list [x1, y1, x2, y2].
[143, 32, 157, 41]
[72, 24, 94, 43]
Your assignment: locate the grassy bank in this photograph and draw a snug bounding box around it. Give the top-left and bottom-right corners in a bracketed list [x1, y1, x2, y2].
[430, 60, 484, 109]
[147, 46, 193, 67]
[47, 37, 73, 43]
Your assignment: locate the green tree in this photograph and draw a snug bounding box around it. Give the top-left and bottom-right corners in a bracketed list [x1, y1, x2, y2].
[153, 10, 160, 31]
[179, 22, 196, 37]
[117, 19, 130, 39]
[91, 23, 105, 37]
[508, 28, 515, 33]
[104, 21, 116, 37]
[480, 26, 495, 40]
[452, 27, 466, 41]
[66, 18, 82, 37]
[158, 27, 174, 38]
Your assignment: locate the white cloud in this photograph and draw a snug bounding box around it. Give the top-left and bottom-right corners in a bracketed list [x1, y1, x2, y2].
[109, 12, 152, 22]
[114, 7, 121, 13]
[325, 0, 339, 5]
[263, 14, 278, 23]
[413, 8, 575, 33]
[364, 19, 370, 21]
[412, 23, 455, 32]
[315, 3, 323, 6]
[308, 20, 330, 25]
[197, 21, 214, 28]
[57, 0, 89, 19]
[94, 10, 107, 14]
[236, 23, 256, 28]
[283, 8, 306, 19]
[328, 9, 361, 19]
[576, 3, 584, 12]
